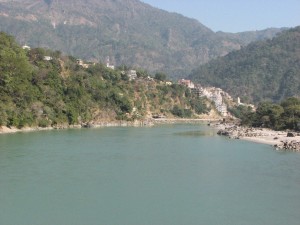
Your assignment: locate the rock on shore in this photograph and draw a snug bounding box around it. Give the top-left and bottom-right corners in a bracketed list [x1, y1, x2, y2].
[217, 125, 300, 152]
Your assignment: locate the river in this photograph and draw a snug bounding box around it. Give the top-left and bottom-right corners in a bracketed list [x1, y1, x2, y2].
[0, 124, 300, 225]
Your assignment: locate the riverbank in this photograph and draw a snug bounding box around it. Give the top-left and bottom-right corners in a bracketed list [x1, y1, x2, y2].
[216, 124, 300, 152]
[152, 118, 219, 124]
[0, 118, 216, 135]
[0, 120, 153, 135]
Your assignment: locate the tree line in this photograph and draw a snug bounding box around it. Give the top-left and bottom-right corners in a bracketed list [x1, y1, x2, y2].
[233, 97, 300, 131]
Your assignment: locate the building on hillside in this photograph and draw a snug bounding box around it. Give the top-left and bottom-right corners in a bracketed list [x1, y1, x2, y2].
[76, 59, 90, 68]
[179, 80, 230, 117]
[44, 56, 53, 61]
[22, 45, 31, 50]
[237, 97, 256, 110]
[191, 87, 204, 97]
[211, 90, 228, 117]
[198, 87, 228, 117]
[147, 76, 154, 81]
[178, 79, 195, 89]
[211, 90, 223, 106]
[191, 84, 203, 97]
[106, 57, 115, 70]
[127, 70, 137, 81]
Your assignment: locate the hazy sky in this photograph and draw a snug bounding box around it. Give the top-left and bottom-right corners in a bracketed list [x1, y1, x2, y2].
[141, 0, 300, 33]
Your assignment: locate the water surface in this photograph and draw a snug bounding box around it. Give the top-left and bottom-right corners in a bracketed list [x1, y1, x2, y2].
[0, 125, 300, 225]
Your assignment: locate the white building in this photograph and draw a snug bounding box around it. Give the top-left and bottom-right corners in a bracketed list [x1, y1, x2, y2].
[106, 57, 115, 70]
[127, 70, 137, 81]
[199, 87, 228, 117]
[237, 97, 256, 111]
[76, 59, 89, 68]
[44, 56, 53, 61]
[22, 45, 31, 50]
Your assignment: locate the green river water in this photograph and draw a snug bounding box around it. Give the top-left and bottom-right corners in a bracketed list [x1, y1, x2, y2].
[0, 124, 300, 225]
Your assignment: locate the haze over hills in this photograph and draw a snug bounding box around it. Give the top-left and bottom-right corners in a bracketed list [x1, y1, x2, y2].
[189, 26, 300, 103]
[0, 0, 284, 77]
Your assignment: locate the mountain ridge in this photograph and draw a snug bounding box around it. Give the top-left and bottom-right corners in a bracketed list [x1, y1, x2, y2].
[0, 0, 285, 77]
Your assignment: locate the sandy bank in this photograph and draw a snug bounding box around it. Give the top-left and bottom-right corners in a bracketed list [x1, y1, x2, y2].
[216, 125, 300, 151]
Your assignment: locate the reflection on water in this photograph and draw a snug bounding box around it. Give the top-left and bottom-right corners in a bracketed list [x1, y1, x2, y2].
[175, 130, 215, 137]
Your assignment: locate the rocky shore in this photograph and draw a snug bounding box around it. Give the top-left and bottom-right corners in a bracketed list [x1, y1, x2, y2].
[0, 119, 155, 135]
[217, 125, 300, 152]
[0, 118, 218, 135]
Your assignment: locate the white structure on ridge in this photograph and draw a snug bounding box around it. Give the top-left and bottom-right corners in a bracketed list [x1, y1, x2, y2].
[22, 45, 31, 50]
[106, 57, 115, 70]
[237, 97, 255, 110]
[127, 70, 137, 81]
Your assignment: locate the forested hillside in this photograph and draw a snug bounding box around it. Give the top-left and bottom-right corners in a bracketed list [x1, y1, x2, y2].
[0, 0, 283, 78]
[189, 27, 300, 103]
[0, 32, 211, 129]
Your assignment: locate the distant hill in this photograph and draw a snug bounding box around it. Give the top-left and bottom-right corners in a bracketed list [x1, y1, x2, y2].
[189, 27, 300, 103]
[0, 0, 284, 77]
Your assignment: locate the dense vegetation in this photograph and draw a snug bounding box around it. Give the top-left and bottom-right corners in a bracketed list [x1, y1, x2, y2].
[0, 32, 210, 128]
[189, 27, 300, 103]
[235, 97, 300, 131]
[0, 0, 283, 78]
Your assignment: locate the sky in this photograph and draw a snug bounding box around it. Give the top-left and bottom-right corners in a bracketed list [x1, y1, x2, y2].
[141, 0, 300, 33]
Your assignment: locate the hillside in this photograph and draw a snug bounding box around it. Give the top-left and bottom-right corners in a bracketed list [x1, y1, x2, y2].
[0, 0, 282, 78]
[0, 32, 215, 129]
[189, 26, 300, 103]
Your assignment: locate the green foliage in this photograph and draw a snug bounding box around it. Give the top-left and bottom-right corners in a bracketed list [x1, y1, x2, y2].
[154, 72, 167, 81]
[253, 102, 284, 129]
[280, 97, 300, 130]
[229, 105, 251, 119]
[38, 118, 51, 128]
[190, 98, 210, 114]
[171, 105, 192, 118]
[239, 97, 300, 131]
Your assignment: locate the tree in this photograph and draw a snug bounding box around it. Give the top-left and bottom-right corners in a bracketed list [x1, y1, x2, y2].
[190, 98, 209, 114]
[281, 97, 300, 130]
[0, 32, 32, 87]
[155, 72, 167, 81]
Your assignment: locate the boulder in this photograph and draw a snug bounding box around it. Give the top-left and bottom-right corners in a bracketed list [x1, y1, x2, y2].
[287, 132, 295, 137]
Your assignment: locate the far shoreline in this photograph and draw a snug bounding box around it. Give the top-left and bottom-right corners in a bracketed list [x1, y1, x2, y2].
[0, 118, 220, 135]
[2, 119, 300, 151]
